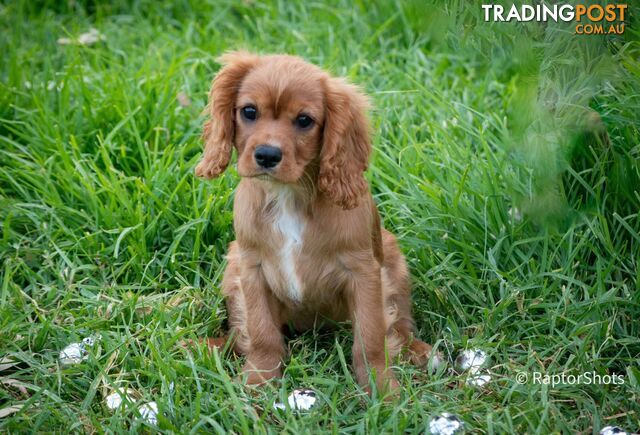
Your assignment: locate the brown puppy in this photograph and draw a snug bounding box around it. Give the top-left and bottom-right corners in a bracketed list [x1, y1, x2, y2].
[196, 51, 438, 394]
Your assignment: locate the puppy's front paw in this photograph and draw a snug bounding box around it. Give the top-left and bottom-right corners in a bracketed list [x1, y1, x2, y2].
[381, 366, 401, 395]
[242, 359, 282, 385]
[358, 363, 400, 400]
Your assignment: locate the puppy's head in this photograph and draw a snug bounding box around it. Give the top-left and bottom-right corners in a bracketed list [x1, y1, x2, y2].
[195, 51, 371, 209]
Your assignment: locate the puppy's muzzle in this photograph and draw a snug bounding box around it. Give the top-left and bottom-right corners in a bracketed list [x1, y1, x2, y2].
[254, 145, 282, 169]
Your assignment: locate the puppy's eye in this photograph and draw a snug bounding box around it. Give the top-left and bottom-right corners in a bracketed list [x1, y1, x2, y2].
[240, 106, 257, 121]
[295, 114, 314, 129]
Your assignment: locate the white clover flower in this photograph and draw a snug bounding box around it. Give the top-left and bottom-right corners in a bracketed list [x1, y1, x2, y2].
[273, 389, 317, 411]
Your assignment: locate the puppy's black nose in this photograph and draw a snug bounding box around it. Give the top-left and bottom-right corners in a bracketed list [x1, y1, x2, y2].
[254, 145, 282, 169]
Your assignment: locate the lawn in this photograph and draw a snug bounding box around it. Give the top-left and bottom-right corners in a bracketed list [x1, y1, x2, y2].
[1, 1, 639, 433]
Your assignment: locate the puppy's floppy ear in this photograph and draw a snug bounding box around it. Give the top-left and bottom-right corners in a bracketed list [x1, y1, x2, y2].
[195, 51, 259, 178]
[318, 77, 371, 209]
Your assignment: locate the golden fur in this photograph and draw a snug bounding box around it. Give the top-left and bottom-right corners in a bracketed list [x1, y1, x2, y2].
[195, 52, 437, 394]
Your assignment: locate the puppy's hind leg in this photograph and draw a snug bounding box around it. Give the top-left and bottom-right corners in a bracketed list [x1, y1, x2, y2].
[381, 230, 440, 368]
[382, 273, 435, 367]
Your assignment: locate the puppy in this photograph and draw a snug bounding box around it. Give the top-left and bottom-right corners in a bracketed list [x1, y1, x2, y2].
[195, 52, 437, 394]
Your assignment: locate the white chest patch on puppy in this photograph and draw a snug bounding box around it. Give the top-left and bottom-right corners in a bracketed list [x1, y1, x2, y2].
[268, 187, 305, 302]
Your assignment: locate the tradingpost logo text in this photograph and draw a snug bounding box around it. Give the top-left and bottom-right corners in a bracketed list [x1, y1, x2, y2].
[482, 3, 628, 34]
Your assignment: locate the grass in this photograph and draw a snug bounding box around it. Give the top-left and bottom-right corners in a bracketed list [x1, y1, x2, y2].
[1, 0, 639, 433]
